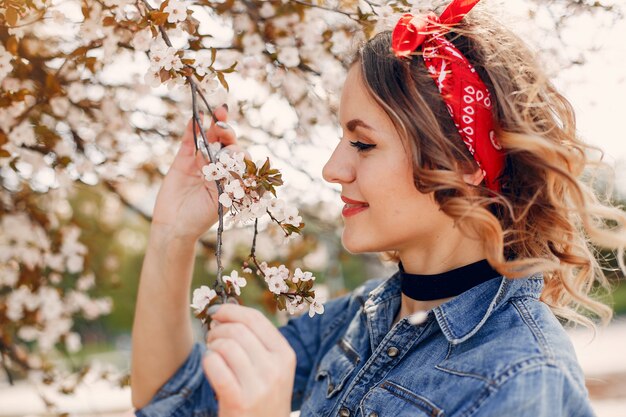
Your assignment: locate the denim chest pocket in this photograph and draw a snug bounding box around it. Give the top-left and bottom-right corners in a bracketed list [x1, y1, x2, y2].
[314, 338, 360, 399]
[360, 381, 444, 417]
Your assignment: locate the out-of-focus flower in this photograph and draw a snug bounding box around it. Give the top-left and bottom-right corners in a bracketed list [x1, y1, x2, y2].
[164, 0, 188, 23]
[132, 28, 153, 52]
[278, 46, 300, 68]
[0, 46, 13, 82]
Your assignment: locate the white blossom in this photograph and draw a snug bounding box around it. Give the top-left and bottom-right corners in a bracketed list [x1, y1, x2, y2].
[283, 206, 302, 227]
[195, 52, 213, 77]
[132, 28, 153, 52]
[80, 19, 102, 42]
[199, 72, 219, 93]
[0, 45, 13, 82]
[278, 46, 300, 68]
[242, 33, 265, 55]
[77, 273, 95, 291]
[259, 2, 275, 18]
[267, 197, 286, 221]
[268, 274, 289, 295]
[190, 285, 217, 314]
[202, 163, 227, 181]
[65, 332, 82, 353]
[49, 96, 70, 117]
[308, 298, 324, 318]
[144, 69, 162, 88]
[223, 270, 247, 296]
[293, 267, 314, 283]
[224, 179, 245, 199]
[11, 122, 37, 147]
[164, 0, 188, 23]
[218, 192, 233, 208]
[18, 326, 39, 341]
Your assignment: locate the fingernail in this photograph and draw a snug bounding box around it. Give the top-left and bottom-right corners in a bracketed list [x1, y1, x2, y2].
[207, 304, 221, 316]
[221, 103, 229, 111]
[215, 121, 229, 130]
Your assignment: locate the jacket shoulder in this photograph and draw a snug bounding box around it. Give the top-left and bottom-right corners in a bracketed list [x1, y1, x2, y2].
[438, 296, 586, 392]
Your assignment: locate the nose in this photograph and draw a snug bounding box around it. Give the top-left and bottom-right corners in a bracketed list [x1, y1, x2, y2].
[322, 140, 355, 185]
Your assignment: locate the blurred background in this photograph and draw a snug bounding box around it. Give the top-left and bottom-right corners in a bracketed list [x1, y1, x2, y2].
[0, 0, 625, 416]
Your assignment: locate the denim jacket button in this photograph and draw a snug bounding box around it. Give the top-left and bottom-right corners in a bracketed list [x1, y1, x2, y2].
[386, 346, 399, 357]
[368, 412, 379, 417]
[339, 407, 351, 417]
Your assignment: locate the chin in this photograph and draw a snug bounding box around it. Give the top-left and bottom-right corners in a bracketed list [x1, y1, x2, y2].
[341, 231, 382, 254]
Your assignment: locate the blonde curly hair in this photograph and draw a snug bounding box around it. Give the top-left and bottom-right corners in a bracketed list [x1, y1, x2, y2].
[353, 7, 626, 328]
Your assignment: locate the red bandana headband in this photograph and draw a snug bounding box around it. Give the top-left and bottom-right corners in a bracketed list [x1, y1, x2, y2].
[391, 0, 505, 192]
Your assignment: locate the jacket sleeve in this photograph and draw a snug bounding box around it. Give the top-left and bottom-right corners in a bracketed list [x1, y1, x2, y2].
[133, 283, 372, 416]
[278, 291, 357, 411]
[467, 362, 595, 417]
[134, 342, 218, 417]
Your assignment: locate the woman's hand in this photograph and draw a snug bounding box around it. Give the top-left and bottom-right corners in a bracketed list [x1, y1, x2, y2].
[203, 304, 296, 417]
[152, 105, 241, 241]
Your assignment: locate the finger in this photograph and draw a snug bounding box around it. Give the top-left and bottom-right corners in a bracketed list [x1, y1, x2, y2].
[207, 338, 257, 388]
[202, 347, 242, 401]
[212, 104, 228, 122]
[206, 322, 270, 364]
[208, 304, 287, 353]
[204, 120, 238, 147]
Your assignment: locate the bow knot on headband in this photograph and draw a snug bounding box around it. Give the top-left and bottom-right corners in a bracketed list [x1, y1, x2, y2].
[391, 0, 505, 192]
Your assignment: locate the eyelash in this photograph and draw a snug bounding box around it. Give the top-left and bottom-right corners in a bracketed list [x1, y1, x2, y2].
[349, 140, 376, 152]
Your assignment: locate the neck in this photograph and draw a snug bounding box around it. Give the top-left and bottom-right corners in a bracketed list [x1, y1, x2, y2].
[393, 226, 488, 325]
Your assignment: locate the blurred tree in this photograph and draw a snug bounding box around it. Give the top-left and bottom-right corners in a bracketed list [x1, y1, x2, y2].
[0, 0, 624, 414]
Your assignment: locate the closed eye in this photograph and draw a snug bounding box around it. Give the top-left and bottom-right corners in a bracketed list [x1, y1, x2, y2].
[349, 140, 376, 152]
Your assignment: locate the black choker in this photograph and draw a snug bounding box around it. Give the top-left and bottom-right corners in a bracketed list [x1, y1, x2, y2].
[399, 259, 501, 301]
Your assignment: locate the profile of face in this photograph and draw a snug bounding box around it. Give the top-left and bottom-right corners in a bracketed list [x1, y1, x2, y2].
[322, 64, 460, 255]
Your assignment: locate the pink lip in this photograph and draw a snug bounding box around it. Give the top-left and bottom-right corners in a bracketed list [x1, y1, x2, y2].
[341, 195, 368, 205]
[341, 195, 369, 217]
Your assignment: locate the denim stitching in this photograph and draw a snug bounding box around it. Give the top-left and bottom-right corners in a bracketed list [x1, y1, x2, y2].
[459, 357, 552, 417]
[511, 298, 555, 360]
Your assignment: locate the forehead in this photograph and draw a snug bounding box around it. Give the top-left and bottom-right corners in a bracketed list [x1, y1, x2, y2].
[339, 65, 396, 134]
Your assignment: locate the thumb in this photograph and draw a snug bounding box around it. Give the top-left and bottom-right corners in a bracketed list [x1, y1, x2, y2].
[179, 114, 205, 157]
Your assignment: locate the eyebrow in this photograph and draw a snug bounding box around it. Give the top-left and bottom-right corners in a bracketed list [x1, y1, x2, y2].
[345, 119, 375, 132]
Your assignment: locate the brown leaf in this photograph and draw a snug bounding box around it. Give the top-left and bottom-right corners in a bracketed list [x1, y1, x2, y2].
[6, 36, 18, 55]
[149, 11, 168, 26]
[102, 16, 116, 26]
[216, 71, 229, 92]
[5, 7, 19, 26]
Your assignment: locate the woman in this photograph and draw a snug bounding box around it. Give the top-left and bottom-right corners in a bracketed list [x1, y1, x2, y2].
[130, 1, 626, 416]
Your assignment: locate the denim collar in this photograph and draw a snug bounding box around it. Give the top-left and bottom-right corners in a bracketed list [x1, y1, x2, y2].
[364, 269, 544, 346]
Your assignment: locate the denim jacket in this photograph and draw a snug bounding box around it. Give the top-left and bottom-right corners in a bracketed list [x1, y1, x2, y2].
[135, 271, 595, 417]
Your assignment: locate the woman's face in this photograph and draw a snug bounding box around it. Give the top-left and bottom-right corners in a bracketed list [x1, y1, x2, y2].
[322, 64, 455, 255]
